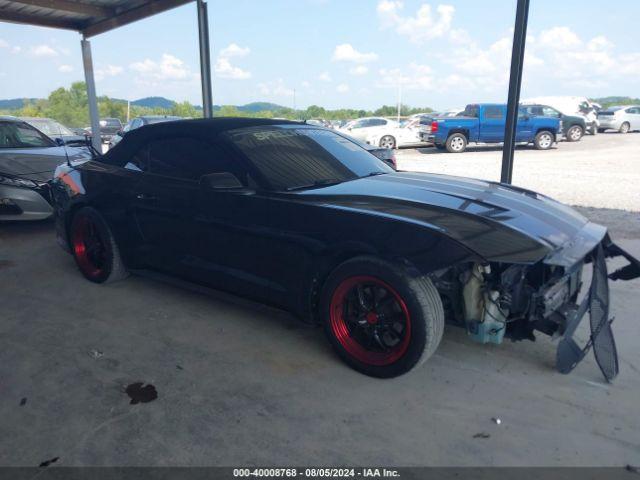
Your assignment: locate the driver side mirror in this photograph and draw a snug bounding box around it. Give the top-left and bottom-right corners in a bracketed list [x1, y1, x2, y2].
[200, 172, 250, 192]
[54, 137, 65, 146]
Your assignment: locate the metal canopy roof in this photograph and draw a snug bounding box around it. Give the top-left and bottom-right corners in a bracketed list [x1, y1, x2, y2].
[0, 0, 194, 37]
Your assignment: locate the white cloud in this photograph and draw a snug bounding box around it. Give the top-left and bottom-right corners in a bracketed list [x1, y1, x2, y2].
[377, 1, 455, 43]
[538, 27, 581, 49]
[213, 43, 251, 80]
[95, 64, 124, 81]
[30, 44, 58, 57]
[301, 80, 311, 88]
[332, 43, 378, 63]
[214, 57, 251, 79]
[11, 46, 21, 54]
[219, 43, 250, 58]
[336, 83, 350, 93]
[349, 65, 369, 76]
[130, 54, 194, 81]
[0, 39, 8, 48]
[377, 62, 434, 90]
[258, 78, 293, 97]
[319, 71, 332, 82]
[588, 36, 614, 52]
[58, 64, 74, 73]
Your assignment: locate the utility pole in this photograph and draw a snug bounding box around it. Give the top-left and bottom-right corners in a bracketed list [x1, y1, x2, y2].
[126, 100, 130, 123]
[501, 0, 530, 184]
[293, 88, 297, 113]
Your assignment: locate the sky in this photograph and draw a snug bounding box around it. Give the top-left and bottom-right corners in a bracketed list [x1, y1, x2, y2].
[0, 0, 639, 110]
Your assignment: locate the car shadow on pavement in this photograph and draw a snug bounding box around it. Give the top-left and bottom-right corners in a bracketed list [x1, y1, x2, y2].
[411, 144, 529, 155]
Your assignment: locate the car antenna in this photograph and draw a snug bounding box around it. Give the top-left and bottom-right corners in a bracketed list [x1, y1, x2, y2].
[55, 121, 72, 167]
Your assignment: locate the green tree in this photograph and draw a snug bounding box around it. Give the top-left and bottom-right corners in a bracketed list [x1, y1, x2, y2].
[171, 101, 200, 118]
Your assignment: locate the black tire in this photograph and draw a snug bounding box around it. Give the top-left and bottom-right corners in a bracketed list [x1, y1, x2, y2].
[534, 130, 554, 150]
[588, 124, 598, 135]
[445, 133, 467, 153]
[565, 125, 584, 142]
[379, 135, 396, 149]
[320, 256, 444, 378]
[434, 143, 446, 150]
[597, 128, 606, 133]
[619, 122, 630, 134]
[69, 207, 128, 284]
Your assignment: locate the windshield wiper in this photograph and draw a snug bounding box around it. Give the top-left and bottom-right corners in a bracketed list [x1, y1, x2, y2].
[363, 171, 387, 178]
[285, 178, 343, 192]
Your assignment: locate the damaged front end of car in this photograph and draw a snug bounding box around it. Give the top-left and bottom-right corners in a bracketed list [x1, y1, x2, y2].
[432, 228, 640, 382]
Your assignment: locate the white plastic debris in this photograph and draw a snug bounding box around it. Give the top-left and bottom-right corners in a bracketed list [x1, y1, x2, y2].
[89, 349, 104, 359]
[492, 417, 502, 425]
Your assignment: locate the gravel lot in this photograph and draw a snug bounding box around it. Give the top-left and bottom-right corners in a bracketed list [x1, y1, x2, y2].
[396, 132, 640, 211]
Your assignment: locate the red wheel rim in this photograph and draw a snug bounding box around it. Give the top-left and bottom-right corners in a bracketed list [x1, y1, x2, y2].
[329, 276, 411, 366]
[72, 215, 106, 279]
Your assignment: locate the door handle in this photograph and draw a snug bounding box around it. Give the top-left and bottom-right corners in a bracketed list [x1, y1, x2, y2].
[136, 193, 157, 201]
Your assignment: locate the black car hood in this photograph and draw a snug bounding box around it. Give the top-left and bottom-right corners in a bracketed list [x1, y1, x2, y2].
[299, 172, 599, 264]
[0, 147, 90, 182]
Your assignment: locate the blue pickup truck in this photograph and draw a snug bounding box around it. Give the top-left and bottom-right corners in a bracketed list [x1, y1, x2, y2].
[422, 103, 560, 153]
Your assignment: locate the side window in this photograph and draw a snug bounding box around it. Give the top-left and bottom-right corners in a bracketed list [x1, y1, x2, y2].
[370, 119, 387, 127]
[483, 106, 504, 120]
[147, 137, 239, 181]
[351, 120, 366, 129]
[542, 107, 560, 118]
[626, 107, 639, 114]
[131, 119, 142, 130]
[126, 145, 149, 172]
[462, 105, 479, 118]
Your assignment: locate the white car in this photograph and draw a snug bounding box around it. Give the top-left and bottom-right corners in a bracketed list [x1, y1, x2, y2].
[597, 105, 640, 133]
[337, 117, 398, 142]
[366, 115, 433, 149]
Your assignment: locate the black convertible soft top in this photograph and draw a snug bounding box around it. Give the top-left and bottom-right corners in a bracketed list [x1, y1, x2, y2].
[100, 117, 302, 166]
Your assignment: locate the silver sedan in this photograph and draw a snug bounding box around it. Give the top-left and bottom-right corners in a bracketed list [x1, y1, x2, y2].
[597, 105, 640, 133]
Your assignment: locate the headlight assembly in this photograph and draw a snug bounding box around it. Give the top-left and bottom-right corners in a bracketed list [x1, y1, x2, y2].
[0, 175, 39, 188]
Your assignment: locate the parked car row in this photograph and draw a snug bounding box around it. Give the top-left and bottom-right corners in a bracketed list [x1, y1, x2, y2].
[331, 96, 638, 154]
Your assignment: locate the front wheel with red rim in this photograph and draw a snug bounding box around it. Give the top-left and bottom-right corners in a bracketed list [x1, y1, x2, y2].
[321, 257, 444, 378]
[70, 207, 128, 284]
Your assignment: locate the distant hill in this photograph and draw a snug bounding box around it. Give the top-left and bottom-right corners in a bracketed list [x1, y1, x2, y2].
[131, 96, 176, 109]
[0, 98, 40, 109]
[238, 102, 285, 113]
[0, 95, 286, 113]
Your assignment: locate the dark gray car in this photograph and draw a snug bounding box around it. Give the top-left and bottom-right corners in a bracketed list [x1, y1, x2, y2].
[0, 117, 91, 221]
[19, 117, 91, 148]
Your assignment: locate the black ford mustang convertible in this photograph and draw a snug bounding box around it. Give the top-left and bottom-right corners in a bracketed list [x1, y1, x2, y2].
[52, 118, 639, 378]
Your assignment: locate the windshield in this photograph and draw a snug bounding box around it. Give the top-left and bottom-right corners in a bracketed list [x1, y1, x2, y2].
[226, 127, 392, 191]
[26, 118, 74, 136]
[145, 116, 181, 125]
[0, 121, 57, 149]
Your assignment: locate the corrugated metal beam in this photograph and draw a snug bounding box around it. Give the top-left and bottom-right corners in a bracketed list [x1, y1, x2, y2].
[81, 37, 102, 152]
[0, 9, 81, 30]
[14, 0, 114, 18]
[82, 0, 194, 37]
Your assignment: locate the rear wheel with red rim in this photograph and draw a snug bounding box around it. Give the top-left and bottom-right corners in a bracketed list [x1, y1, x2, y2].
[321, 257, 444, 378]
[70, 207, 128, 284]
